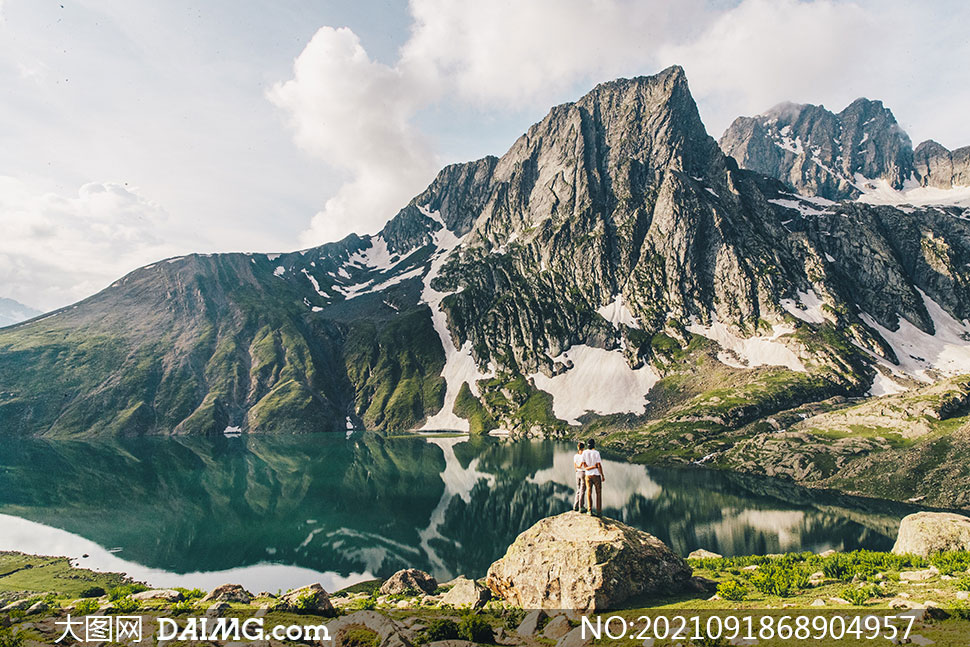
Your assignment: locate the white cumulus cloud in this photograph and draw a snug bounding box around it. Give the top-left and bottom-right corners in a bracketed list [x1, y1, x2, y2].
[268, 26, 438, 246]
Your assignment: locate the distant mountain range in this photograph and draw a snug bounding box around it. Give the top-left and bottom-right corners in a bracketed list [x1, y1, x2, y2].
[1, 66, 968, 506]
[0, 298, 41, 328]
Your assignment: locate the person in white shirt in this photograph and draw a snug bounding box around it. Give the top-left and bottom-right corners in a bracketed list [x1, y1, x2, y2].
[581, 439, 605, 516]
[572, 442, 587, 512]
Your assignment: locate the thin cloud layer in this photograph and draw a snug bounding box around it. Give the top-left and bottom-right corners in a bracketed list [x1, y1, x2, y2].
[0, 178, 186, 311]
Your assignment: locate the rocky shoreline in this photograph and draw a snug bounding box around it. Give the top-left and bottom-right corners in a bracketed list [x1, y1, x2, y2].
[4, 511, 970, 646]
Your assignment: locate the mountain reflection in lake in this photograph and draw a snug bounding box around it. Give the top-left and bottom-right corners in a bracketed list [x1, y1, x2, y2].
[0, 432, 922, 593]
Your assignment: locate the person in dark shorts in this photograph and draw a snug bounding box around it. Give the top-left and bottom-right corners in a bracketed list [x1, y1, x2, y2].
[573, 441, 587, 512]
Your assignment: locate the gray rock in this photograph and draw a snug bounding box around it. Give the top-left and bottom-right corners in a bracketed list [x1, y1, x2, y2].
[326, 610, 413, 647]
[26, 600, 49, 614]
[486, 511, 692, 612]
[206, 601, 231, 616]
[688, 549, 722, 560]
[555, 626, 592, 647]
[438, 577, 490, 609]
[516, 610, 548, 636]
[0, 598, 31, 613]
[275, 583, 334, 615]
[379, 569, 437, 596]
[543, 615, 572, 640]
[132, 589, 184, 602]
[893, 512, 970, 556]
[201, 584, 252, 604]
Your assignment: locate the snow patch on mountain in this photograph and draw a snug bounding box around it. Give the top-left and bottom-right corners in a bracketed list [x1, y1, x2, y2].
[860, 290, 970, 382]
[856, 176, 970, 208]
[597, 294, 640, 329]
[529, 345, 659, 425]
[780, 290, 828, 324]
[867, 369, 907, 396]
[420, 207, 494, 431]
[347, 235, 395, 270]
[687, 318, 806, 372]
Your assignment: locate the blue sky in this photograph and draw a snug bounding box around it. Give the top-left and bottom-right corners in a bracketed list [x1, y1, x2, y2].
[2, 0, 969, 310]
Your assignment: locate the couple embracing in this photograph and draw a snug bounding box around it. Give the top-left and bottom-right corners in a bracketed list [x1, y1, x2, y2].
[573, 439, 605, 516]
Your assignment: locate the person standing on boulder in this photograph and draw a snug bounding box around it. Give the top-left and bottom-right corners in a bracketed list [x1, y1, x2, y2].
[573, 441, 587, 512]
[582, 439, 605, 516]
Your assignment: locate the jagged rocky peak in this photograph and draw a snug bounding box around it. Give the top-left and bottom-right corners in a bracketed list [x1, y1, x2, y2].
[719, 97, 913, 200]
[914, 140, 970, 189]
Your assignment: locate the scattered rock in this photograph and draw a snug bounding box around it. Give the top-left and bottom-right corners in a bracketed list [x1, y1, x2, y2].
[439, 577, 490, 609]
[810, 599, 825, 607]
[327, 610, 411, 647]
[892, 512, 970, 557]
[516, 610, 548, 636]
[688, 549, 722, 559]
[275, 583, 334, 615]
[206, 601, 231, 616]
[828, 597, 850, 605]
[26, 601, 48, 614]
[132, 589, 184, 602]
[686, 576, 718, 594]
[486, 512, 692, 612]
[379, 569, 438, 596]
[819, 549, 837, 557]
[256, 591, 278, 599]
[889, 598, 925, 610]
[543, 616, 572, 640]
[741, 565, 759, 572]
[201, 584, 253, 604]
[0, 598, 31, 613]
[555, 626, 591, 647]
[428, 642, 477, 647]
[900, 568, 938, 582]
[957, 591, 969, 600]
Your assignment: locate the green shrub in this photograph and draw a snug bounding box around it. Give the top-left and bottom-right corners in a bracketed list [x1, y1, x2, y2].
[79, 586, 105, 599]
[108, 584, 148, 601]
[822, 554, 854, 581]
[0, 626, 24, 647]
[841, 584, 881, 606]
[458, 614, 493, 643]
[749, 563, 809, 597]
[347, 595, 377, 611]
[422, 618, 459, 642]
[957, 575, 970, 591]
[112, 596, 140, 613]
[716, 580, 747, 601]
[503, 607, 526, 630]
[342, 627, 380, 647]
[174, 587, 206, 600]
[295, 591, 318, 613]
[171, 600, 194, 615]
[73, 599, 99, 615]
[929, 551, 970, 576]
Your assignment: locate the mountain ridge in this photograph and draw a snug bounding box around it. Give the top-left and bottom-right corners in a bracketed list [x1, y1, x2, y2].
[2, 65, 970, 511]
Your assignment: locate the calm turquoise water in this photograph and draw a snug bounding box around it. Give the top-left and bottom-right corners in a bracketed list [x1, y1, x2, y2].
[0, 432, 921, 593]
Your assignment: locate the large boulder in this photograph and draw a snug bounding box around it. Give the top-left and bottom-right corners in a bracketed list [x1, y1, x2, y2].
[132, 589, 184, 602]
[485, 512, 692, 612]
[201, 583, 252, 604]
[379, 569, 438, 596]
[275, 583, 334, 615]
[892, 512, 970, 557]
[439, 577, 491, 609]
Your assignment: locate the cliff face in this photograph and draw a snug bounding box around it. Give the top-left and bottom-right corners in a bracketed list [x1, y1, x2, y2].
[2, 66, 970, 439]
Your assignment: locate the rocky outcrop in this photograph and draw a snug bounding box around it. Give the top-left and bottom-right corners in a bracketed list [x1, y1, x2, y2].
[200, 583, 252, 604]
[438, 577, 490, 608]
[688, 549, 722, 560]
[485, 511, 692, 611]
[892, 512, 970, 556]
[131, 589, 184, 602]
[719, 98, 914, 200]
[379, 569, 438, 596]
[275, 583, 335, 615]
[914, 140, 970, 188]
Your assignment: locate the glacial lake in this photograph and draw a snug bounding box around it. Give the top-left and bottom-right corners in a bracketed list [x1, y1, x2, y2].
[0, 432, 926, 594]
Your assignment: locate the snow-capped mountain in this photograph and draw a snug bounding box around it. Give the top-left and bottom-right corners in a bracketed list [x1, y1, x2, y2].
[1, 66, 969, 454]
